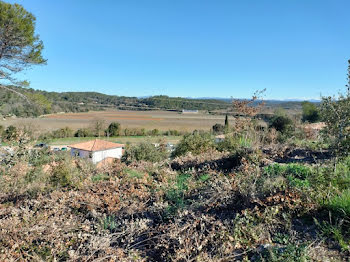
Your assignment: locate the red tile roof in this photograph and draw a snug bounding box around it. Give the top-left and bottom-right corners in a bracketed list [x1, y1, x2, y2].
[68, 139, 124, 152]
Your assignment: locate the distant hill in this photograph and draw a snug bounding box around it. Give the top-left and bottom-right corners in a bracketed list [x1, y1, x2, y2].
[0, 86, 317, 118]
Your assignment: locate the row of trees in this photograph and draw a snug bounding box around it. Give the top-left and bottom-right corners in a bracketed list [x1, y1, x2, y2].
[37, 120, 189, 140]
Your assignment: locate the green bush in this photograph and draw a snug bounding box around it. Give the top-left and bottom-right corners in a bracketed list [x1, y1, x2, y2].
[51, 127, 73, 138]
[122, 142, 168, 163]
[269, 115, 293, 133]
[106, 122, 120, 137]
[302, 101, 320, 123]
[50, 161, 81, 188]
[74, 128, 92, 137]
[172, 133, 214, 157]
[320, 60, 350, 156]
[212, 123, 225, 134]
[216, 135, 252, 153]
[4, 125, 18, 140]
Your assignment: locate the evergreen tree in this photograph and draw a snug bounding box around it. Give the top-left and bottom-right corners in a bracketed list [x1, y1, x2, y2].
[0, 1, 46, 97]
[224, 114, 229, 130]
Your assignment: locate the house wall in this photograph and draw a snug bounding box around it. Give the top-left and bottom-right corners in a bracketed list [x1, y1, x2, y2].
[70, 148, 90, 158]
[92, 147, 123, 164]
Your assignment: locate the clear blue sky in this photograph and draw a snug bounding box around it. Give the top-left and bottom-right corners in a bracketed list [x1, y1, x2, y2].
[8, 0, 350, 99]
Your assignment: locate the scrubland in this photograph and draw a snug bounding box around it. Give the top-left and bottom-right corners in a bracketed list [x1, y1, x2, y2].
[1, 107, 350, 261]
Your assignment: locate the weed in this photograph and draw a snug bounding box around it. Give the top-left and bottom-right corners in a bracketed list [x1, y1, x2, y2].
[91, 173, 110, 182]
[324, 189, 350, 218]
[102, 215, 117, 231]
[198, 173, 210, 182]
[126, 169, 144, 179]
[164, 173, 191, 216]
[255, 243, 310, 262]
[316, 218, 350, 251]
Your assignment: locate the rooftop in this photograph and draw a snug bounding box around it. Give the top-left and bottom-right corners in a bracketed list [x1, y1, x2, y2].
[68, 139, 124, 152]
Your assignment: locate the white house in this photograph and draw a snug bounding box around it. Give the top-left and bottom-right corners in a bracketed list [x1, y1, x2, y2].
[68, 139, 124, 164]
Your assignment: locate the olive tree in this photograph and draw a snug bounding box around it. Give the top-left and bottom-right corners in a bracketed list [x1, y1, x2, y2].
[0, 1, 46, 97]
[320, 60, 350, 156]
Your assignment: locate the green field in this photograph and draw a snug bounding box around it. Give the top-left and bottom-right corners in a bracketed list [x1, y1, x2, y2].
[47, 135, 182, 146]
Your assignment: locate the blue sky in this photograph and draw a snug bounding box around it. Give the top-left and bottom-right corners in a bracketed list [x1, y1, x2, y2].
[8, 0, 350, 99]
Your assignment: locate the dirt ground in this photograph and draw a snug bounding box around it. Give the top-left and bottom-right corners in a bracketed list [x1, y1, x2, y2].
[0, 110, 226, 133]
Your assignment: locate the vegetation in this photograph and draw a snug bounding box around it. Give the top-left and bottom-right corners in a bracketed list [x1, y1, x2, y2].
[122, 141, 168, 163]
[172, 132, 214, 157]
[1, 3, 349, 261]
[106, 122, 121, 137]
[320, 60, 350, 156]
[0, 1, 46, 87]
[269, 112, 293, 133]
[0, 85, 318, 118]
[302, 101, 320, 123]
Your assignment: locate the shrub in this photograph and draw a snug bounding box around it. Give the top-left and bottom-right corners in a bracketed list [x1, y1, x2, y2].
[122, 142, 168, 163]
[4, 125, 18, 140]
[321, 96, 350, 156]
[320, 60, 350, 156]
[106, 122, 120, 137]
[302, 101, 320, 123]
[51, 127, 73, 138]
[212, 123, 225, 134]
[163, 129, 181, 136]
[269, 115, 293, 133]
[216, 135, 239, 152]
[50, 161, 81, 188]
[149, 128, 160, 136]
[74, 128, 91, 137]
[172, 133, 214, 157]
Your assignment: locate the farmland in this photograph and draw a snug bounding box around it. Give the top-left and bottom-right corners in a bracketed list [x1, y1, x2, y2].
[0, 109, 227, 133]
[48, 135, 181, 147]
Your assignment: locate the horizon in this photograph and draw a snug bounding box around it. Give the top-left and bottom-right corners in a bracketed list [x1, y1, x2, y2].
[6, 0, 350, 100]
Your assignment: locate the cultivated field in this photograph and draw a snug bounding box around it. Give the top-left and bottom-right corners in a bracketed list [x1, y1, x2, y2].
[0, 110, 227, 133]
[48, 135, 181, 148]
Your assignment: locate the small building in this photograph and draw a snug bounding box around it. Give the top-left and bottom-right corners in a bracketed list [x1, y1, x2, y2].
[182, 109, 199, 114]
[68, 139, 124, 164]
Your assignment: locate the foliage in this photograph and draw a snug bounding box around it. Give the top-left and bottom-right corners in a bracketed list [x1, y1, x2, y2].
[164, 173, 191, 216]
[0, 1, 46, 84]
[325, 189, 350, 218]
[270, 113, 293, 133]
[50, 161, 80, 188]
[4, 125, 18, 140]
[91, 119, 106, 137]
[301, 101, 320, 123]
[255, 243, 310, 262]
[224, 114, 229, 129]
[143, 95, 230, 111]
[212, 123, 225, 134]
[106, 122, 120, 137]
[172, 132, 214, 157]
[320, 66, 350, 156]
[122, 141, 168, 163]
[51, 127, 73, 138]
[74, 128, 92, 137]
